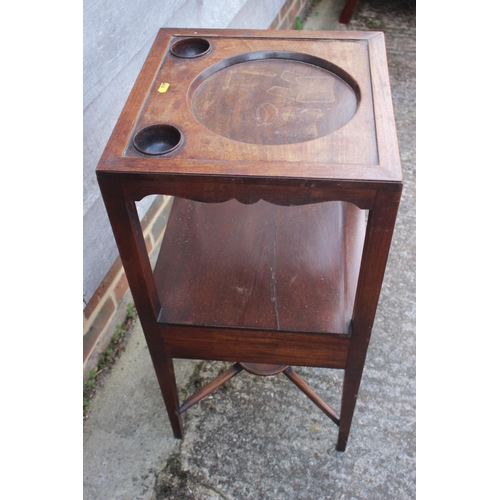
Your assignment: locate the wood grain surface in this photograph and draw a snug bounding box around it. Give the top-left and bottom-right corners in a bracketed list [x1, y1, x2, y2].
[154, 198, 365, 334]
[96, 28, 403, 450]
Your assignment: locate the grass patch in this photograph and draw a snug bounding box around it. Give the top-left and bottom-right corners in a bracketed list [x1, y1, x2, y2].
[83, 303, 137, 420]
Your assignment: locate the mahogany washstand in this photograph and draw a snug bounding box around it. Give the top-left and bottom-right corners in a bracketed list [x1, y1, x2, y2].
[96, 28, 402, 451]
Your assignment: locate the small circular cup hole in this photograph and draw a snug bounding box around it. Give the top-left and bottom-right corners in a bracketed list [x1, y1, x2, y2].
[133, 124, 183, 156]
[170, 38, 211, 58]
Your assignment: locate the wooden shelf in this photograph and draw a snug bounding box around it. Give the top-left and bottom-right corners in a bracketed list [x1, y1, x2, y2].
[154, 198, 366, 335]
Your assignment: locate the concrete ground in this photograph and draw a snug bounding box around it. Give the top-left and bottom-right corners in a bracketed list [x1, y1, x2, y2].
[83, 1, 416, 498]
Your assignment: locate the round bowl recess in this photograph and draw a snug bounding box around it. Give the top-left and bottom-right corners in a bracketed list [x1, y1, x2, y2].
[132, 124, 183, 155]
[189, 51, 360, 145]
[170, 37, 211, 58]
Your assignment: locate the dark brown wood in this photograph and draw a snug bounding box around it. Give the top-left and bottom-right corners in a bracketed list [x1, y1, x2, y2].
[239, 363, 288, 376]
[284, 367, 340, 425]
[96, 29, 400, 188]
[96, 28, 402, 451]
[98, 178, 183, 438]
[340, 0, 360, 24]
[115, 173, 383, 208]
[190, 56, 358, 145]
[154, 198, 364, 334]
[159, 324, 350, 369]
[178, 363, 243, 414]
[336, 189, 401, 451]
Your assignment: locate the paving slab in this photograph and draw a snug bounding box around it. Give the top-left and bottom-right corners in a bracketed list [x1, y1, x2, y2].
[84, 1, 416, 498]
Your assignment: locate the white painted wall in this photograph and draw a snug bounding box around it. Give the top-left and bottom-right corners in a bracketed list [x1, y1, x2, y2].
[83, 0, 286, 305]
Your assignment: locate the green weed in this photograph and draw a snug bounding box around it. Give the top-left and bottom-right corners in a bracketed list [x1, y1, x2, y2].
[83, 303, 137, 419]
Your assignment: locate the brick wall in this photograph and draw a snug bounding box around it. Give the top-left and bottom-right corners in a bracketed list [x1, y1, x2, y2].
[82, 0, 314, 382]
[270, 0, 312, 29]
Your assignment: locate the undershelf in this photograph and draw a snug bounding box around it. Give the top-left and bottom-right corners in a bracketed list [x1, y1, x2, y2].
[154, 197, 366, 335]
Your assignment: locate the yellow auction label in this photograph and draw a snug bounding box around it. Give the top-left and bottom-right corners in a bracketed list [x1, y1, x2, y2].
[158, 82, 170, 93]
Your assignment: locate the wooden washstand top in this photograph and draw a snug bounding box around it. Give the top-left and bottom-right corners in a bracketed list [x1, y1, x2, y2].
[96, 29, 402, 191]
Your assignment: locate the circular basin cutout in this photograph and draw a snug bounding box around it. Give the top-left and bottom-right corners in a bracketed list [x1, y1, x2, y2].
[171, 37, 211, 58]
[133, 124, 183, 155]
[189, 52, 359, 145]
